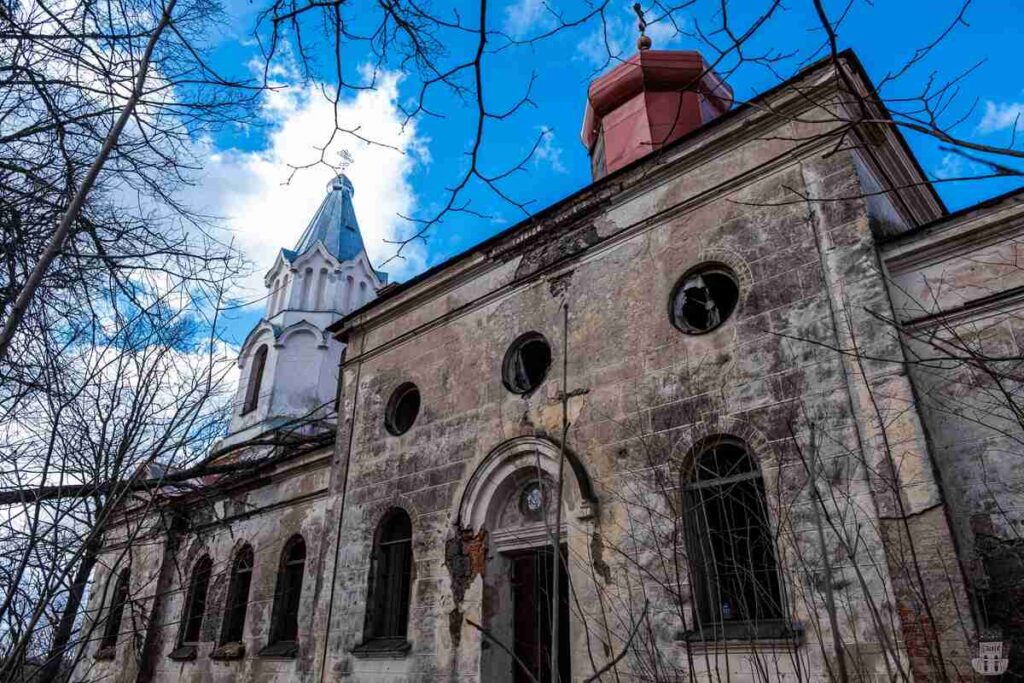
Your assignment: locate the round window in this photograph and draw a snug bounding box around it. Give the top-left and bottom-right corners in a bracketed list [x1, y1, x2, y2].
[669, 265, 739, 334]
[385, 382, 420, 436]
[502, 332, 552, 395]
[520, 483, 545, 516]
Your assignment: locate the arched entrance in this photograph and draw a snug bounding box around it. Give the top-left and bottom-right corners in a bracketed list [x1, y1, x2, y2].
[457, 437, 596, 683]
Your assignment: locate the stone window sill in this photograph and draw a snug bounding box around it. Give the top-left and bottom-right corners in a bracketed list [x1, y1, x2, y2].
[258, 641, 298, 658]
[676, 621, 803, 649]
[351, 638, 411, 659]
[93, 646, 116, 661]
[168, 644, 197, 661]
[211, 642, 246, 660]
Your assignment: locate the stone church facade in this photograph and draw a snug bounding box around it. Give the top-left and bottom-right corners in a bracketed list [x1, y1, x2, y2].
[72, 47, 1023, 682]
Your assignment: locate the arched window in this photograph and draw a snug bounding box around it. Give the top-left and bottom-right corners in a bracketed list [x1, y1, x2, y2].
[242, 345, 268, 415]
[271, 277, 281, 315]
[315, 268, 329, 310]
[180, 556, 212, 646]
[268, 535, 306, 651]
[99, 568, 130, 650]
[220, 545, 254, 645]
[300, 266, 313, 309]
[363, 509, 413, 646]
[684, 437, 785, 636]
[345, 275, 355, 310]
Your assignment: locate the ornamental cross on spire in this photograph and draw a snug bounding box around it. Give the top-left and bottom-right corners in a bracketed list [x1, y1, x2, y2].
[633, 3, 652, 50]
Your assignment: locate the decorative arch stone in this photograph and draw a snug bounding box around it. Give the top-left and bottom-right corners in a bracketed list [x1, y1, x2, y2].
[681, 415, 772, 467]
[694, 245, 753, 291]
[290, 241, 340, 271]
[277, 320, 329, 348]
[363, 498, 422, 540]
[237, 321, 279, 363]
[676, 417, 787, 534]
[181, 538, 211, 568]
[456, 436, 597, 533]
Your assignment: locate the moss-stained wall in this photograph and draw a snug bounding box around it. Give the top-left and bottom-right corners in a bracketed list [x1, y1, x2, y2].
[73, 54, 990, 683]
[311, 66, 971, 679]
[884, 193, 1024, 677]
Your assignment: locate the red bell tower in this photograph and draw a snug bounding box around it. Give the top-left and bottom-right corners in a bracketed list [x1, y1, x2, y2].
[580, 43, 733, 179]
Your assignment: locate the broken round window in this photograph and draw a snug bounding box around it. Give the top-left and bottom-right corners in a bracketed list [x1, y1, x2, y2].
[385, 383, 420, 436]
[670, 265, 740, 334]
[502, 332, 552, 394]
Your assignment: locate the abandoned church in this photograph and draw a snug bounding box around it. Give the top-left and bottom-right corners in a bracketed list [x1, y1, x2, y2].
[73, 45, 1024, 682]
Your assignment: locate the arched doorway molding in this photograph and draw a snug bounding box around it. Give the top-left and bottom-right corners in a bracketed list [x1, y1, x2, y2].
[456, 435, 597, 535]
[457, 436, 598, 682]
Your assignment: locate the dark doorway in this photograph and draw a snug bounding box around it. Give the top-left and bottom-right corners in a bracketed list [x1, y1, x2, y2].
[510, 547, 570, 683]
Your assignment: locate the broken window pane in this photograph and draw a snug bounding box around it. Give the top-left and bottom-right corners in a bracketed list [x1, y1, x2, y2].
[671, 266, 739, 334]
[503, 332, 552, 394]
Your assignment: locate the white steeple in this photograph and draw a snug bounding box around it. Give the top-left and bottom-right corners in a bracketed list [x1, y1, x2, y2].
[221, 174, 386, 448]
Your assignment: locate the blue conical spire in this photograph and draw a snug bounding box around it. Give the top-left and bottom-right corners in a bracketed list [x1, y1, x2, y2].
[290, 173, 367, 263]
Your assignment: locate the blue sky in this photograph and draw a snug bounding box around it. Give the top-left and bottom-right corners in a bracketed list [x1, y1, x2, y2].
[195, 0, 1024, 343]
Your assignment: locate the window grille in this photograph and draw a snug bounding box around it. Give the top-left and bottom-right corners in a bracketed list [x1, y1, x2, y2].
[683, 437, 785, 636]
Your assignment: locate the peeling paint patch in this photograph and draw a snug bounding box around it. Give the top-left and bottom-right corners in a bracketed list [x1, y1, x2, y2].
[445, 526, 488, 605]
[590, 530, 612, 584]
[448, 607, 463, 649]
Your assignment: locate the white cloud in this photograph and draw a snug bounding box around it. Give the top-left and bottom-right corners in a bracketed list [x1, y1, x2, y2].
[978, 100, 1024, 134]
[933, 151, 985, 180]
[577, 16, 628, 67]
[503, 0, 555, 38]
[534, 126, 566, 173]
[187, 69, 428, 301]
[644, 14, 683, 45]
[576, 5, 683, 68]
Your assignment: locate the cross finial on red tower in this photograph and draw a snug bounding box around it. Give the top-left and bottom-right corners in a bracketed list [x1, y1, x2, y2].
[633, 3, 652, 50]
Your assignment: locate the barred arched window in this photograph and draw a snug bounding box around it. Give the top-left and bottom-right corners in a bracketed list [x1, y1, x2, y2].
[180, 556, 212, 646]
[684, 437, 784, 635]
[100, 568, 130, 650]
[220, 545, 254, 645]
[242, 345, 268, 415]
[269, 535, 306, 649]
[363, 509, 413, 644]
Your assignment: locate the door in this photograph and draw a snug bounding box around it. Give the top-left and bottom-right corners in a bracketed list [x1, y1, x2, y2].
[510, 547, 570, 683]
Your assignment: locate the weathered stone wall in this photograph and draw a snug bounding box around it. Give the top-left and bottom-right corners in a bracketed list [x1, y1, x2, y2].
[73, 510, 173, 683]
[72, 56, 994, 683]
[883, 195, 1024, 676]
[310, 68, 972, 680]
[72, 449, 332, 683]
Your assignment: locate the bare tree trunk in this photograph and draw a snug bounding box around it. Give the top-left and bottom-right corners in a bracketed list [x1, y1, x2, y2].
[0, 0, 178, 363]
[39, 536, 100, 682]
